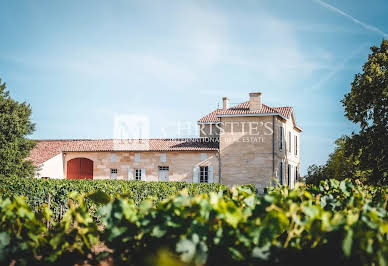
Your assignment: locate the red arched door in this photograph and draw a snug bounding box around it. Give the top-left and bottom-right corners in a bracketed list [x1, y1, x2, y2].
[67, 158, 93, 179]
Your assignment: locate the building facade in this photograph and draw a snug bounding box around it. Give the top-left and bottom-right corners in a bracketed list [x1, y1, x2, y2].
[29, 92, 302, 188]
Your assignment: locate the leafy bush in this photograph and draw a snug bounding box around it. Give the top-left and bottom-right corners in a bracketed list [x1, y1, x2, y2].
[0, 179, 386, 266]
[0, 176, 232, 220]
[101, 180, 388, 265]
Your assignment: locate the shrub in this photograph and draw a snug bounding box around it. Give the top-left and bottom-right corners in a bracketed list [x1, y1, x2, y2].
[101, 180, 388, 265]
[0, 176, 232, 220]
[0, 178, 386, 265]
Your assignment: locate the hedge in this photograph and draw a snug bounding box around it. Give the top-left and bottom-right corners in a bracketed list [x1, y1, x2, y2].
[0, 178, 387, 265]
[0, 176, 242, 220]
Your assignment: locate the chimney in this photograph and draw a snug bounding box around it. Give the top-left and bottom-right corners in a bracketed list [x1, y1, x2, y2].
[249, 92, 262, 112]
[222, 97, 229, 110]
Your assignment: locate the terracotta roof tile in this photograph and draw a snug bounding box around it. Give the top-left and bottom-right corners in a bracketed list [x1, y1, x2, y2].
[198, 101, 293, 123]
[27, 140, 67, 165]
[273, 107, 293, 118]
[198, 109, 223, 123]
[28, 139, 219, 165]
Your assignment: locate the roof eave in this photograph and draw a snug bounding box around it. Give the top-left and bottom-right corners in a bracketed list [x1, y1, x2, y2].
[295, 125, 303, 132]
[217, 113, 287, 120]
[197, 121, 221, 125]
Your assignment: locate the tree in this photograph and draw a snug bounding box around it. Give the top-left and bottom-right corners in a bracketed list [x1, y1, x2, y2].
[0, 78, 36, 177]
[341, 39, 388, 185]
[305, 136, 366, 185]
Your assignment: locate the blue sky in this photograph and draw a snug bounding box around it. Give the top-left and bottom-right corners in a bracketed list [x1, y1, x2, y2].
[0, 0, 387, 174]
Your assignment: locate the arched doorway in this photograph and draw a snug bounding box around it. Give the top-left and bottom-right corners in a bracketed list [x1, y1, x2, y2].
[67, 158, 93, 179]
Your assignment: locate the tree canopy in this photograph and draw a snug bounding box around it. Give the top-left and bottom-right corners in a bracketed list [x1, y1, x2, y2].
[307, 40, 388, 185]
[0, 78, 36, 177]
[341, 39, 388, 185]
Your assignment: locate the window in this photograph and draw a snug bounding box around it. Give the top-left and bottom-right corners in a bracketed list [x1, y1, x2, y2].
[135, 169, 142, 180]
[199, 166, 209, 183]
[279, 126, 284, 150]
[279, 161, 283, 185]
[288, 132, 292, 153]
[200, 153, 208, 161]
[134, 153, 140, 162]
[160, 153, 166, 163]
[158, 166, 169, 181]
[287, 164, 291, 186]
[294, 135, 298, 155]
[110, 168, 118, 179]
[295, 166, 298, 182]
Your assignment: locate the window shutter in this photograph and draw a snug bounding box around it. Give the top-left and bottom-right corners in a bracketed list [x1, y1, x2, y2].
[111, 154, 118, 162]
[141, 168, 146, 181]
[289, 132, 292, 153]
[193, 166, 199, 183]
[128, 168, 134, 180]
[295, 136, 298, 155]
[208, 166, 214, 183]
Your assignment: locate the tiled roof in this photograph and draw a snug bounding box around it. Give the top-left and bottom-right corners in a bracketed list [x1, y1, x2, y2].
[273, 107, 293, 118]
[198, 101, 293, 123]
[197, 109, 223, 123]
[28, 139, 219, 165]
[28, 140, 68, 165]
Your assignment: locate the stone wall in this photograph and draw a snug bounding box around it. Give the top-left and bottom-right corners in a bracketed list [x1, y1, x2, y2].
[219, 116, 275, 189]
[63, 151, 219, 182]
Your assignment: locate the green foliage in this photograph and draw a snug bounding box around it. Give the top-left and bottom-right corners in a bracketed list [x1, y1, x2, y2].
[0, 192, 104, 265]
[305, 137, 368, 185]
[0, 179, 386, 265]
[0, 176, 230, 220]
[0, 78, 36, 177]
[307, 40, 388, 185]
[101, 179, 387, 266]
[0, 196, 49, 265]
[341, 39, 388, 185]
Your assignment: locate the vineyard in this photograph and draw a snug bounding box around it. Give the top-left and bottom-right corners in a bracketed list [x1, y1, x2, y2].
[0, 177, 387, 266]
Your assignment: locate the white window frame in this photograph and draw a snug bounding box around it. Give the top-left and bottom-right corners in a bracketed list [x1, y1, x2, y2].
[135, 169, 142, 180]
[199, 166, 209, 183]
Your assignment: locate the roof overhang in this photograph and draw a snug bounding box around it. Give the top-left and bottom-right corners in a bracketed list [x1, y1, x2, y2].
[216, 113, 288, 120]
[294, 125, 303, 132]
[197, 121, 221, 125]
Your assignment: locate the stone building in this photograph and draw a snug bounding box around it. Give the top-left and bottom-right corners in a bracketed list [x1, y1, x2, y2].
[29, 92, 302, 188]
